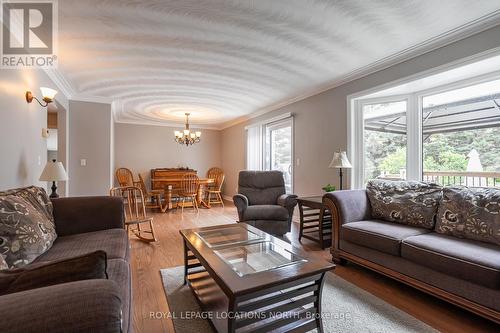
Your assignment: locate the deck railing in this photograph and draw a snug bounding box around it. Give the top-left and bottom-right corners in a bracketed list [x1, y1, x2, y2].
[423, 171, 500, 188]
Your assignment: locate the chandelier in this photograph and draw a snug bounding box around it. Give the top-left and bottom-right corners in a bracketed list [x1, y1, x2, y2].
[174, 113, 201, 146]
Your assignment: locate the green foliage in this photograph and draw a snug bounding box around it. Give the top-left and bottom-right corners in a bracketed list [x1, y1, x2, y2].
[423, 151, 467, 171]
[365, 127, 500, 181]
[322, 184, 336, 192]
[379, 148, 406, 174]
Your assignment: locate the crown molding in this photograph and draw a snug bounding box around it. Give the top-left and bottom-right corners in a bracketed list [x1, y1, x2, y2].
[43, 67, 75, 100]
[70, 95, 114, 104]
[114, 118, 221, 130]
[219, 10, 500, 130]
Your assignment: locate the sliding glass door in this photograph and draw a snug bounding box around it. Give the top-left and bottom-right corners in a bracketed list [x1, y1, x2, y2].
[264, 119, 293, 193]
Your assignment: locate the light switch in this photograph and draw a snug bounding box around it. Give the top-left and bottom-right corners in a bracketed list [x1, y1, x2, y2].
[296, 158, 300, 167]
[80, 159, 87, 166]
[38, 156, 41, 166]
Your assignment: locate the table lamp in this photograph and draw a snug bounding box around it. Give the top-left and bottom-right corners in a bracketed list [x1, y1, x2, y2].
[39, 159, 68, 198]
[328, 151, 352, 190]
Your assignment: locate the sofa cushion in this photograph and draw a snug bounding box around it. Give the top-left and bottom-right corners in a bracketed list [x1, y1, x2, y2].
[0, 186, 54, 223]
[242, 205, 289, 221]
[0, 250, 108, 296]
[0, 195, 57, 268]
[107, 258, 130, 333]
[435, 186, 500, 246]
[402, 233, 500, 289]
[35, 229, 129, 262]
[366, 180, 442, 229]
[342, 220, 431, 256]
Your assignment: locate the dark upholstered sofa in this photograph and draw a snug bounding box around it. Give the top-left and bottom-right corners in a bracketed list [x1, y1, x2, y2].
[323, 181, 500, 323]
[0, 189, 130, 333]
[233, 171, 297, 236]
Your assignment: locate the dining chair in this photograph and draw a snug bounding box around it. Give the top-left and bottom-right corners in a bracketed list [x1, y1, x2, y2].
[178, 174, 200, 213]
[138, 173, 163, 211]
[116, 168, 138, 187]
[206, 167, 225, 207]
[110, 186, 156, 243]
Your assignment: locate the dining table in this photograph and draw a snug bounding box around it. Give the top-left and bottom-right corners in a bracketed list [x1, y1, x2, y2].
[151, 177, 215, 212]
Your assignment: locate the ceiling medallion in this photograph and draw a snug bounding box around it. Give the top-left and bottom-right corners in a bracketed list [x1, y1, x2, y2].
[174, 113, 201, 146]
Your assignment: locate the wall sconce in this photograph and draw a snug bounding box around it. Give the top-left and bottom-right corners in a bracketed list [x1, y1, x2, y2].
[25, 87, 58, 107]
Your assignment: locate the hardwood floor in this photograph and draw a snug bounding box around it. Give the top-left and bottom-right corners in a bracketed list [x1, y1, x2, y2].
[130, 202, 498, 333]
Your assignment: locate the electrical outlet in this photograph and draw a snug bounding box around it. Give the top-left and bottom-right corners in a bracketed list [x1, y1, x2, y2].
[80, 159, 87, 166]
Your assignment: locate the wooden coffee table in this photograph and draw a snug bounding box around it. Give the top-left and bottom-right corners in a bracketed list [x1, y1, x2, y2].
[180, 223, 335, 333]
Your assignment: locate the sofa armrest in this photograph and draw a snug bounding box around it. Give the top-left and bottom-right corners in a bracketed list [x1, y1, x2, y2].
[277, 194, 298, 210]
[232, 194, 248, 221]
[323, 190, 371, 225]
[0, 279, 123, 333]
[52, 196, 124, 236]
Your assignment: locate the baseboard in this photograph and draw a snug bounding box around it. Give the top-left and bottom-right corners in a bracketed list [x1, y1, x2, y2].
[223, 195, 233, 203]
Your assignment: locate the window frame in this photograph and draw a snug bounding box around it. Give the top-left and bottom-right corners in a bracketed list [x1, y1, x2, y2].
[349, 71, 500, 189]
[245, 113, 294, 193]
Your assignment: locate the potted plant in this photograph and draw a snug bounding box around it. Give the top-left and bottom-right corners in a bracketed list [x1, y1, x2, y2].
[322, 184, 336, 193]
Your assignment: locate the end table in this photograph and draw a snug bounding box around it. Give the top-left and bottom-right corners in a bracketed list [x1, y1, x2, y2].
[297, 196, 332, 249]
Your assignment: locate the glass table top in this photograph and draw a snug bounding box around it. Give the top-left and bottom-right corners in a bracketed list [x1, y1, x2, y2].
[195, 226, 264, 248]
[214, 241, 307, 277]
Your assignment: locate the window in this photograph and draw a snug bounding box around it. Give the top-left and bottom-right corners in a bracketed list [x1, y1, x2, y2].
[422, 79, 500, 187]
[362, 100, 407, 184]
[351, 75, 500, 188]
[245, 114, 294, 193]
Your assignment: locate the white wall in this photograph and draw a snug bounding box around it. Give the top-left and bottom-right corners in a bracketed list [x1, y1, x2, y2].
[68, 100, 113, 196]
[0, 68, 67, 191]
[220, 24, 500, 198]
[114, 123, 222, 190]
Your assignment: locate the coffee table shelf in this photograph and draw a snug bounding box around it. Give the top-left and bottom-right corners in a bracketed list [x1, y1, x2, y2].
[180, 223, 334, 333]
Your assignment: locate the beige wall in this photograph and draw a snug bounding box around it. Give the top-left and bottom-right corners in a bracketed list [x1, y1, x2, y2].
[114, 123, 222, 189]
[221, 25, 500, 198]
[68, 100, 113, 196]
[0, 69, 67, 191]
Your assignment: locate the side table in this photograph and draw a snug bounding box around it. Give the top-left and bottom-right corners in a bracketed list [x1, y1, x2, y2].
[297, 196, 332, 249]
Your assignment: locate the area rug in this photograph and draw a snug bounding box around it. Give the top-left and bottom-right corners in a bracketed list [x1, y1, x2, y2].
[160, 266, 437, 333]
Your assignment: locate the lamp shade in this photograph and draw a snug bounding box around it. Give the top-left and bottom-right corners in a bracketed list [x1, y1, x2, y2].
[40, 87, 58, 100]
[39, 160, 68, 181]
[329, 151, 352, 169]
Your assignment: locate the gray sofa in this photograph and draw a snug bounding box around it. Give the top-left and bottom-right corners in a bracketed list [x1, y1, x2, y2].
[0, 188, 130, 333]
[233, 171, 297, 236]
[323, 180, 500, 323]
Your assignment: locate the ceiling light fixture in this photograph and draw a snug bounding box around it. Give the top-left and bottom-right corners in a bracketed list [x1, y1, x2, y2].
[26, 87, 58, 107]
[174, 113, 201, 146]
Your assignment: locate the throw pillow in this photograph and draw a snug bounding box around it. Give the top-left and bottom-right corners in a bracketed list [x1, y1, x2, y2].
[0, 255, 7, 270]
[435, 186, 500, 246]
[367, 180, 442, 229]
[0, 186, 54, 223]
[0, 250, 107, 296]
[0, 195, 57, 268]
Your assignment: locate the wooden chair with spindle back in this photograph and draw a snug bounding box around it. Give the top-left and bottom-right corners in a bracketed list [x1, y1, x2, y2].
[178, 174, 200, 213]
[206, 167, 225, 207]
[116, 168, 138, 187]
[110, 186, 156, 243]
[138, 173, 163, 211]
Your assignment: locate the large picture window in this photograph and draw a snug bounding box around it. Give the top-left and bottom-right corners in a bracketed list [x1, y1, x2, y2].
[351, 74, 500, 188]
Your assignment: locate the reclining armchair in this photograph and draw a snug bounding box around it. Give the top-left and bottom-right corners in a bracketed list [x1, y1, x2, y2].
[233, 170, 298, 236]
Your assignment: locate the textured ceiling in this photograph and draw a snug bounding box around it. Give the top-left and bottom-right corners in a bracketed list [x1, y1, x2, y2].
[57, 0, 500, 128]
